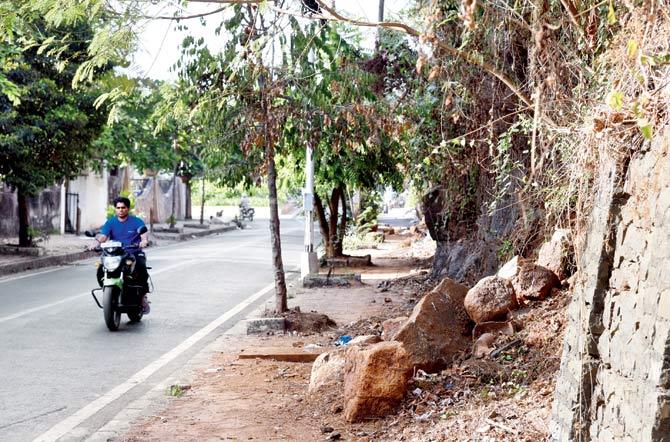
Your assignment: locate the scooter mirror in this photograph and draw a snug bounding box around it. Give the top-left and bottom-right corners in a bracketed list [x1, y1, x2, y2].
[84, 230, 97, 238]
[137, 226, 148, 235]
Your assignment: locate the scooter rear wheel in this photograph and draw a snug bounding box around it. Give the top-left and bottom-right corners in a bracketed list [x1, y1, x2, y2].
[103, 286, 121, 331]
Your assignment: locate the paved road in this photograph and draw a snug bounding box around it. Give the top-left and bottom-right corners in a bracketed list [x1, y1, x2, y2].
[0, 219, 306, 441]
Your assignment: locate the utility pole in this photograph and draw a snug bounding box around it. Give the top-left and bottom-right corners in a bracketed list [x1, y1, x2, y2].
[301, 142, 319, 279]
[301, 47, 319, 281]
[376, 0, 385, 49]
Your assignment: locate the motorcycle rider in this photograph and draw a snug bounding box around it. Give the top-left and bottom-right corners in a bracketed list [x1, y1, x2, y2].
[94, 196, 151, 314]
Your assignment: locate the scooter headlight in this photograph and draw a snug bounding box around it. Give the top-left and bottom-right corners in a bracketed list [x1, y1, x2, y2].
[102, 256, 122, 271]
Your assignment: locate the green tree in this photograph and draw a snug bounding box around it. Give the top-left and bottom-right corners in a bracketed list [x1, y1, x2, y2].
[94, 78, 177, 174]
[281, 22, 404, 258]
[0, 19, 110, 246]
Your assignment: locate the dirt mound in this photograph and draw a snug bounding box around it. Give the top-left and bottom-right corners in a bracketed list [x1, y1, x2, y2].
[280, 308, 337, 334]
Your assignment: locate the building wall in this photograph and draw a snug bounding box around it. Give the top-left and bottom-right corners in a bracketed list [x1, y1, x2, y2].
[134, 176, 187, 224]
[68, 168, 109, 231]
[0, 183, 63, 237]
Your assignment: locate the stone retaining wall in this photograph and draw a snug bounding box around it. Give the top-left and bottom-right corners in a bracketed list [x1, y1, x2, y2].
[551, 128, 670, 440]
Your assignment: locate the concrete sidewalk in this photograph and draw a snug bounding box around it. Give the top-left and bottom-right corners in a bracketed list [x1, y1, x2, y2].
[0, 220, 238, 278]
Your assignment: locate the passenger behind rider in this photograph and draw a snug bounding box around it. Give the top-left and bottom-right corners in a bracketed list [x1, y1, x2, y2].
[94, 196, 151, 314]
[239, 193, 250, 210]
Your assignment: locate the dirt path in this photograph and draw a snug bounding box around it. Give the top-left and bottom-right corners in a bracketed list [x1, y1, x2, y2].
[119, 233, 566, 441]
[121, 234, 431, 441]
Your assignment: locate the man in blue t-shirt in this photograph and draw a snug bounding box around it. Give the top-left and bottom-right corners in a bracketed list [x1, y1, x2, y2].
[96, 196, 151, 314]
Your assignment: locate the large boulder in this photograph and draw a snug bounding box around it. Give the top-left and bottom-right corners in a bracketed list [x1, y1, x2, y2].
[390, 277, 471, 372]
[308, 348, 348, 394]
[512, 263, 561, 301]
[464, 276, 518, 323]
[432, 275, 469, 305]
[381, 317, 408, 340]
[496, 255, 520, 280]
[343, 341, 412, 422]
[536, 229, 573, 279]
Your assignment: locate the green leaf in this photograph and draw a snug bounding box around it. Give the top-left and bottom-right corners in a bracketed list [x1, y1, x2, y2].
[637, 119, 653, 140]
[607, 90, 624, 111]
[651, 53, 670, 65]
[626, 40, 638, 59]
[607, 1, 616, 25]
[640, 54, 652, 66]
[0, 74, 22, 105]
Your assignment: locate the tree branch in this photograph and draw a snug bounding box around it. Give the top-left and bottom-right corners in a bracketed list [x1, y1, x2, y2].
[182, 0, 551, 124]
[313, 1, 536, 111]
[144, 7, 228, 20]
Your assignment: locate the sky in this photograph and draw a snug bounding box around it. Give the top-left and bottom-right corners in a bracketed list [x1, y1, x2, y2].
[127, 0, 410, 81]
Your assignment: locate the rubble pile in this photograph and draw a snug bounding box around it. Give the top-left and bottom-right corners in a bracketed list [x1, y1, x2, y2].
[306, 228, 574, 439]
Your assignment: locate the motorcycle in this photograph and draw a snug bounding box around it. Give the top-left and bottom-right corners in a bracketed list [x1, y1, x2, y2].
[86, 226, 151, 331]
[239, 205, 255, 221]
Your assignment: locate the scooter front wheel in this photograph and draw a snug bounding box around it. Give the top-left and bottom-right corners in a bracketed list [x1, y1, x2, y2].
[103, 286, 121, 331]
[128, 309, 143, 323]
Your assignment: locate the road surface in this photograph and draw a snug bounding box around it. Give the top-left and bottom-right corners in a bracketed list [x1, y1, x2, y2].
[0, 218, 306, 441]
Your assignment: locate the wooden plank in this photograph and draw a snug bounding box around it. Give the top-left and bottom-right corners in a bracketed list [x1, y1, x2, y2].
[238, 348, 324, 363]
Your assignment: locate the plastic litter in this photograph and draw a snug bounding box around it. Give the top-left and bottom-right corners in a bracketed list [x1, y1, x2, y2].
[335, 335, 352, 346]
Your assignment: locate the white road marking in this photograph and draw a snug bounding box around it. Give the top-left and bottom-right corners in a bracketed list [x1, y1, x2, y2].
[0, 261, 186, 325]
[0, 223, 302, 283]
[0, 224, 294, 324]
[33, 281, 276, 442]
[0, 292, 89, 324]
[0, 267, 66, 284]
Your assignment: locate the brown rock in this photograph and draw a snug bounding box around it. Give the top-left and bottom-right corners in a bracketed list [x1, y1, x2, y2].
[343, 341, 412, 423]
[472, 320, 516, 339]
[431, 275, 469, 305]
[349, 335, 383, 346]
[381, 316, 408, 340]
[464, 276, 518, 324]
[308, 348, 347, 394]
[391, 277, 471, 372]
[473, 333, 497, 358]
[496, 255, 520, 280]
[536, 229, 573, 279]
[513, 264, 561, 301]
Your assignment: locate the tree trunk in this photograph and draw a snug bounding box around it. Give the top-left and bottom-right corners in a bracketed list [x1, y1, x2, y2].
[422, 186, 451, 278]
[314, 186, 348, 259]
[17, 190, 31, 247]
[263, 89, 288, 314]
[314, 193, 331, 254]
[185, 178, 192, 220]
[431, 240, 449, 280]
[328, 187, 341, 257]
[199, 177, 206, 225]
[336, 185, 347, 256]
[169, 165, 178, 228]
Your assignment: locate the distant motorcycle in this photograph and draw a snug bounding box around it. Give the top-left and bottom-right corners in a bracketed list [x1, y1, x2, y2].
[239, 205, 255, 221]
[86, 226, 151, 331]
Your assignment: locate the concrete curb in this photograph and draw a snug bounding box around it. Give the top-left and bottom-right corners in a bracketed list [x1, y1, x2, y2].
[0, 250, 97, 278]
[152, 224, 237, 241]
